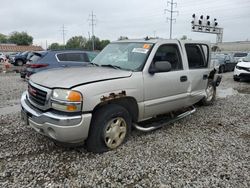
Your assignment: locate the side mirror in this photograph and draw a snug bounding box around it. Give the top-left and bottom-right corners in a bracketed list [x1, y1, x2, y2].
[149, 61, 172, 74]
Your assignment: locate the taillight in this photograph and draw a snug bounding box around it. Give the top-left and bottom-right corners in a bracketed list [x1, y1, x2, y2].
[27, 64, 49, 68]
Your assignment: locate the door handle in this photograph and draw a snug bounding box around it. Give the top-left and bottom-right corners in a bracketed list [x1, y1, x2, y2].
[180, 76, 188, 82]
[203, 74, 208, 80]
[61, 65, 68, 67]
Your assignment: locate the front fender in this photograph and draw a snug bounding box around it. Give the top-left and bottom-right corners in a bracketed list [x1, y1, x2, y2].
[73, 72, 144, 112]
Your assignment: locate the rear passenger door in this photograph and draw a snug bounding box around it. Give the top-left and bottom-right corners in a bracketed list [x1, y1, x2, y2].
[184, 43, 210, 104]
[56, 52, 90, 67]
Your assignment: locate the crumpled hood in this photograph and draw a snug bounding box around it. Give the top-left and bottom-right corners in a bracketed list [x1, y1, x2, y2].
[237, 61, 250, 68]
[30, 66, 132, 88]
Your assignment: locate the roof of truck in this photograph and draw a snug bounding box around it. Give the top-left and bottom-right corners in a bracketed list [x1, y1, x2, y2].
[114, 38, 210, 45]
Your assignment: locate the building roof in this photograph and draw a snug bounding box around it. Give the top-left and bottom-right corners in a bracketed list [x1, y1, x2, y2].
[0, 44, 44, 53]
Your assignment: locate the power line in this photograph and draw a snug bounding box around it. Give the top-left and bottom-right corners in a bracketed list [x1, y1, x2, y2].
[88, 11, 97, 51]
[165, 0, 178, 39]
[60, 24, 67, 46]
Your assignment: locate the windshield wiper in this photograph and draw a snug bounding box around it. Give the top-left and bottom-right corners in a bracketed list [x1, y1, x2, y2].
[100, 64, 122, 70]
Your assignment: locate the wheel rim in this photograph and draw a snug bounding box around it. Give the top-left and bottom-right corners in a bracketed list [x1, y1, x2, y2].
[17, 61, 23, 66]
[104, 117, 127, 149]
[206, 85, 214, 101]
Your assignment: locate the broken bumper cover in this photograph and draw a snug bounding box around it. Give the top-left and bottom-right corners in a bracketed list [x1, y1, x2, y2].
[21, 92, 92, 144]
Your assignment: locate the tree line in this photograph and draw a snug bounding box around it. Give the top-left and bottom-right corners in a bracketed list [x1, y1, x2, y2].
[49, 36, 110, 51]
[0, 31, 110, 51]
[0, 32, 33, 45]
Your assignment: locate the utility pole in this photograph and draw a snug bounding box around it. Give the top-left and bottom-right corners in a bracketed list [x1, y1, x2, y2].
[165, 0, 178, 39]
[61, 24, 67, 46]
[88, 11, 97, 51]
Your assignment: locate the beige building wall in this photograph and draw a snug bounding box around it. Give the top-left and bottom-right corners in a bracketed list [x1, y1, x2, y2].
[216, 41, 250, 52]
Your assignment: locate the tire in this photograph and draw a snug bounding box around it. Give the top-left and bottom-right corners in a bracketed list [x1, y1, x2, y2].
[86, 104, 132, 153]
[233, 76, 240, 82]
[16, 60, 24, 66]
[219, 65, 225, 73]
[0, 59, 3, 63]
[200, 80, 216, 106]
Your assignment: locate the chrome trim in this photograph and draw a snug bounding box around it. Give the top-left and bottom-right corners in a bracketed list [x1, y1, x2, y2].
[51, 98, 82, 105]
[134, 106, 196, 132]
[28, 81, 52, 111]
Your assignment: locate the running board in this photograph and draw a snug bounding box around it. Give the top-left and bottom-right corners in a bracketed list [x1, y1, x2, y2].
[133, 106, 196, 132]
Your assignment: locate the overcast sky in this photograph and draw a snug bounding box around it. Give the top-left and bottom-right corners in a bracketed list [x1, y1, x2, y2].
[1, 0, 250, 48]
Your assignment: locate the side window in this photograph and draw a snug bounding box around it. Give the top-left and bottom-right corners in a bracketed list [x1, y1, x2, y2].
[152, 44, 183, 71]
[66, 53, 88, 62]
[57, 53, 67, 61]
[185, 44, 208, 69]
[57, 53, 89, 62]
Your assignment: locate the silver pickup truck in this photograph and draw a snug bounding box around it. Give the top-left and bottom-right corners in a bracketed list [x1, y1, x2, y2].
[21, 39, 221, 153]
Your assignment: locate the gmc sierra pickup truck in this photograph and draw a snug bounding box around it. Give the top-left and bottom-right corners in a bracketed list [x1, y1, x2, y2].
[21, 39, 221, 153]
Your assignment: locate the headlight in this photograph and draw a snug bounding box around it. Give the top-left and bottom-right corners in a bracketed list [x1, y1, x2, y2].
[235, 66, 241, 70]
[51, 89, 83, 112]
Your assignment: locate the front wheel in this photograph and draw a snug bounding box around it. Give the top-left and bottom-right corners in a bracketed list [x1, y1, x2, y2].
[86, 104, 131, 153]
[200, 80, 216, 106]
[233, 76, 240, 82]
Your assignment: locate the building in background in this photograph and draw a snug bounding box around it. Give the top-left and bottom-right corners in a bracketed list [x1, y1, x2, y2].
[0, 44, 43, 55]
[213, 41, 250, 52]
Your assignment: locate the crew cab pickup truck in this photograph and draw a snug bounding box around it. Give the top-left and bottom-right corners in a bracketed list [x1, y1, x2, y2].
[21, 39, 221, 153]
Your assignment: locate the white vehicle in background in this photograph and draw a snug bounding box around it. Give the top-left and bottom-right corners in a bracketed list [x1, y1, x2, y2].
[0, 53, 6, 63]
[233, 54, 250, 81]
[233, 52, 249, 63]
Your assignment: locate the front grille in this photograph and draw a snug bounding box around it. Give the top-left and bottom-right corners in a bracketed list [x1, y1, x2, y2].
[28, 84, 47, 106]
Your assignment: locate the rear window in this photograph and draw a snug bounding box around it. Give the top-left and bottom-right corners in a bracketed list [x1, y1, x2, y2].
[29, 53, 43, 63]
[185, 44, 209, 69]
[234, 53, 247, 57]
[57, 52, 89, 62]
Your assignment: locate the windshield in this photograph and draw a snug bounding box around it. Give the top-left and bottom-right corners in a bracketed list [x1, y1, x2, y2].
[92, 42, 153, 71]
[211, 54, 225, 60]
[243, 56, 250, 62]
[234, 53, 247, 57]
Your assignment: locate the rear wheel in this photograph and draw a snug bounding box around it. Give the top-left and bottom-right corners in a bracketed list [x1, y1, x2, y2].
[200, 80, 216, 106]
[16, 60, 24, 66]
[86, 104, 131, 153]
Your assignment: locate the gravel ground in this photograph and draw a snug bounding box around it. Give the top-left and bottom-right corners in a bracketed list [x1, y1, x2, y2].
[0, 72, 249, 187]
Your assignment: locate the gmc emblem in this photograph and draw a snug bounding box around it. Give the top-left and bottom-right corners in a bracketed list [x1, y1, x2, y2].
[28, 86, 37, 96]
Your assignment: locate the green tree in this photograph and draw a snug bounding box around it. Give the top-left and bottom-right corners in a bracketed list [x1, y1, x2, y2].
[99, 40, 110, 49]
[85, 37, 110, 51]
[8, 31, 33, 45]
[0, 33, 8, 43]
[48, 43, 65, 50]
[66, 36, 87, 49]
